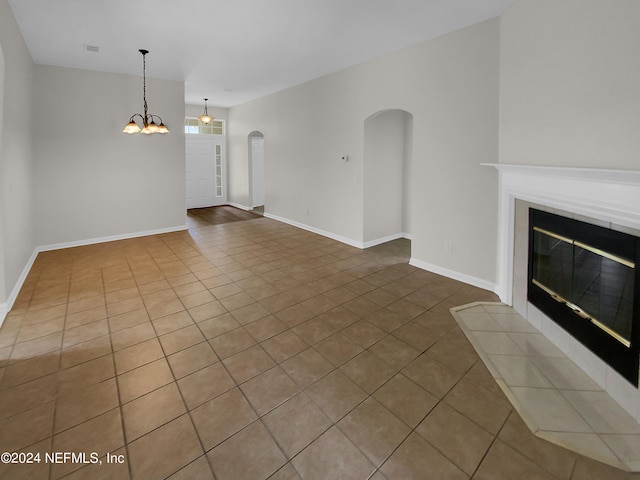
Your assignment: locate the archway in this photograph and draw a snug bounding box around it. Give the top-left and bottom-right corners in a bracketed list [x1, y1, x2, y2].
[248, 131, 265, 210]
[363, 109, 413, 246]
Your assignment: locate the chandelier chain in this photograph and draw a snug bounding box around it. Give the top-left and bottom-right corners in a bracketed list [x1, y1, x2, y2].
[122, 49, 168, 134]
[142, 51, 148, 120]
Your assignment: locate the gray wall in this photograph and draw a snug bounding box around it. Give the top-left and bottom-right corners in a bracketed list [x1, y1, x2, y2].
[0, 0, 187, 318]
[500, 0, 640, 167]
[227, 18, 500, 288]
[3, 0, 637, 315]
[0, 0, 35, 314]
[227, 0, 640, 290]
[33, 65, 186, 247]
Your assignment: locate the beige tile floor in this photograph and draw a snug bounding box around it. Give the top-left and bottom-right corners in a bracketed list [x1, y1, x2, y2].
[0, 213, 639, 479]
[452, 303, 640, 472]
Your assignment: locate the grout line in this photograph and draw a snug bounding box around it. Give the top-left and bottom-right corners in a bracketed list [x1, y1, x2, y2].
[46, 257, 73, 480]
[103, 263, 134, 480]
[467, 409, 513, 479]
[3, 214, 530, 479]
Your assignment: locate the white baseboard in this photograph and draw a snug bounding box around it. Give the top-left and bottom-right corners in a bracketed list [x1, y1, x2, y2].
[264, 213, 494, 294]
[263, 213, 364, 248]
[264, 213, 414, 251]
[38, 225, 188, 253]
[227, 202, 252, 211]
[0, 304, 7, 328]
[0, 248, 40, 328]
[362, 232, 411, 249]
[0, 219, 495, 326]
[409, 257, 497, 293]
[0, 225, 187, 325]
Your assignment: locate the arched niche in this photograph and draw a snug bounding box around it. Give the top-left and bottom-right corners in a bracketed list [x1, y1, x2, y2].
[248, 131, 265, 209]
[363, 109, 414, 246]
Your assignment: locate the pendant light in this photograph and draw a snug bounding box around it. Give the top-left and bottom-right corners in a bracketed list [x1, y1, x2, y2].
[123, 49, 169, 135]
[199, 98, 214, 124]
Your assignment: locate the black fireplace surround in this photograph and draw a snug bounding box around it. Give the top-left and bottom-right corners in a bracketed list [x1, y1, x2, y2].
[528, 208, 640, 387]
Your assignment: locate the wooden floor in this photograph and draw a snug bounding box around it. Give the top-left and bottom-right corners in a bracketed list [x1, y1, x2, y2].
[187, 206, 262, 228]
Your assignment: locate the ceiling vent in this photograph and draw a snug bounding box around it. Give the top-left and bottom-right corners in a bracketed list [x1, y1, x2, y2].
[85, 45, 100, 53]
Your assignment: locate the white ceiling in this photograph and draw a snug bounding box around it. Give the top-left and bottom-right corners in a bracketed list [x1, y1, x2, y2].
[9, 0, 516, 107]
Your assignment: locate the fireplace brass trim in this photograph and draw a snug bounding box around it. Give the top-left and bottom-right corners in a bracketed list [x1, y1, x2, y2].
[574, 241, 635, 269]
[531, 278, 631, 348]
[589, 318, 631, 349]
[533, 226, 635, 268]
[532, 278, 566, 302]
[533, 226, 572, 245]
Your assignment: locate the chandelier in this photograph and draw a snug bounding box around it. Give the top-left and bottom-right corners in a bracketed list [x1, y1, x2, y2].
[123, 49, 169, 135]
[199, 98, 214, 124]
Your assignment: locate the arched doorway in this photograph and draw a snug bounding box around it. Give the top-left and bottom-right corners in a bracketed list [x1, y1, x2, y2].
[363, 109, 413, 246]
[248, 131, 265, 209]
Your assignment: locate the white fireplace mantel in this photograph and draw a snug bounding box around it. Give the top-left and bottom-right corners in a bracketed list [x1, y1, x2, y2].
[483, 163, 640, 304]
[483, 163, 640, 422]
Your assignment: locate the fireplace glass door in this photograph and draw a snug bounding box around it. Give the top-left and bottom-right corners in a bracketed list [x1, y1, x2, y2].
[528, 208, 640, 386]
[532, 227, 634, 347]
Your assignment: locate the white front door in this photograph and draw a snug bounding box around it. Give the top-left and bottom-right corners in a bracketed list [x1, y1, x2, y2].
[186, 135, 226, 208]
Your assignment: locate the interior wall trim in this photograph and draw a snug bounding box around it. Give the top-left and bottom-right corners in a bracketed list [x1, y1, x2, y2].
[0, 248, 39, 328]
[409, 257, 496, 294]
[263, 212, 362, 248]
[362, 233, 411, 249]
[264, 213, 412, 250]
[227, 202, 252, 211]
[265, 211, 490, 293]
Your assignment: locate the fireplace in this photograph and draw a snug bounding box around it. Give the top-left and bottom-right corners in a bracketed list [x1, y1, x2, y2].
[486, 163, 640, 422]
[528, 208, 640, 386]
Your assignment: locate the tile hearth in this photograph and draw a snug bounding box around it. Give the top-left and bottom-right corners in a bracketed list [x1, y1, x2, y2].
[451, 302, 640, 472]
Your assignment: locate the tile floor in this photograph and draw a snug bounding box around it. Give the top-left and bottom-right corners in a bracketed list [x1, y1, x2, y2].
[186, 205, 263, 228]
[0, 211, 639, 479]
[452, 303, 640, 472]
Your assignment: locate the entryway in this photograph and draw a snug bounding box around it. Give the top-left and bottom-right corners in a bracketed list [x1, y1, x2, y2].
[186, 135, 227, 208]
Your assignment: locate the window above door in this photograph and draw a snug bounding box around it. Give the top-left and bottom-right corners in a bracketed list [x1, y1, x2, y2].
[184, 117, 225, 135]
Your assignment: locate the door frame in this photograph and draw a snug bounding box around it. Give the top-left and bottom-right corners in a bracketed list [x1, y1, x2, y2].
[185, 133, 227, 208]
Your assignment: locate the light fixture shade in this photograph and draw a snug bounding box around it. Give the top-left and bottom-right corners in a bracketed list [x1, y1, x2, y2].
[199, 98, 214, 124]
[140, 124, 154, 134]
[157, 122, 169, 134]
[123, 121, 141, 134]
